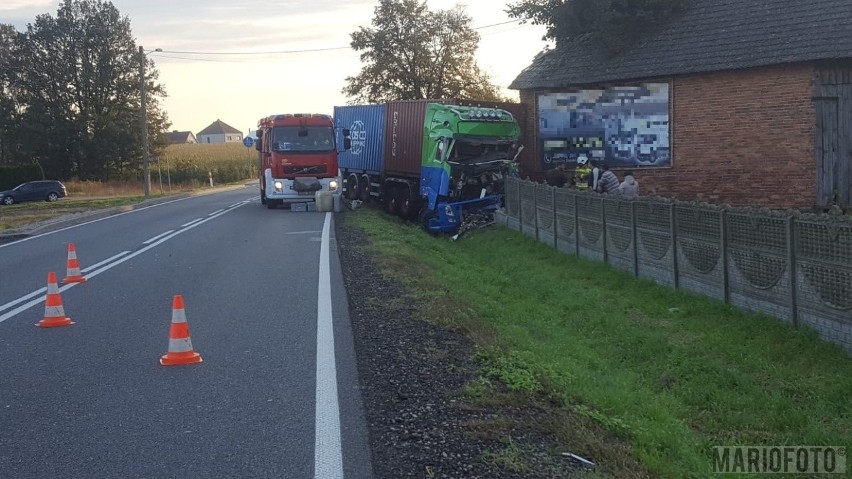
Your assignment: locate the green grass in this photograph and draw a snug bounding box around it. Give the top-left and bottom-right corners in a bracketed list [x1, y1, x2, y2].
[347, 208, 852, 479]
[0, 197, 143, 231]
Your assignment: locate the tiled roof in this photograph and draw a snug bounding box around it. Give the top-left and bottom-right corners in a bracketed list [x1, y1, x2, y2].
[165, 131, 194, 144]
[198, 119, 242, 136]
[510, 0, 852, 90]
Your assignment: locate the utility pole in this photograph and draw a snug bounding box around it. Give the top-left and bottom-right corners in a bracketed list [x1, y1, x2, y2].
[139, 45, 150, 198]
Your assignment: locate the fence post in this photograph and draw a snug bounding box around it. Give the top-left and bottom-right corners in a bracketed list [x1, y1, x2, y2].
[670, 203, 679, 289]
[574, 192, 580, 257]
[632, 201, 639, 277]
[552, 188, 558, 249]
[721, 209, 730, 304]
[517, 181, 523, 233]
[787, 215, 799, 327]
[601, 197, 608, 265]
[534, 184, 540, 241]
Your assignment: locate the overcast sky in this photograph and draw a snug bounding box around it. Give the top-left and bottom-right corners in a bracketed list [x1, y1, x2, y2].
[3, 1, 549, 135]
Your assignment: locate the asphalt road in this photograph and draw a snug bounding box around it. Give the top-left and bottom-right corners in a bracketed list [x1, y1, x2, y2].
[0, 187, 373, 478]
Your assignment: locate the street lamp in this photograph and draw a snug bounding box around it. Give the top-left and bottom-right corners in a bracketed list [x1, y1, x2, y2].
[139, 46, 162, 198]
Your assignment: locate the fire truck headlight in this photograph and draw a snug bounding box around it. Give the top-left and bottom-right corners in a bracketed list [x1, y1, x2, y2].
[329, 180, 339, 191]
[273, 181, 283, 191]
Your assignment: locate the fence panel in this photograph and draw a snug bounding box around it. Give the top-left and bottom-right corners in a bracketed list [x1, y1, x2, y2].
[520, 181, 537, 239]
[576, 194, 605, 262]
[726, 212, 793, 322]
[536, 185, 556, 247]
[675, 205, 725, 301]
[555, 189, 577, 256]
[505, 178, 520, 230]
[634, 200, 676, 287]
[795, 218, 852, 350]
[604, 198, 635, 274]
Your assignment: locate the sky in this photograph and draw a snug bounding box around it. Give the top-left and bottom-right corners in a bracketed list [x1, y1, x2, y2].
[3, 0, 550, 136]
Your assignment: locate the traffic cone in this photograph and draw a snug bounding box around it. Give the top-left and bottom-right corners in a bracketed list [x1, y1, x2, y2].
[36, 272, 74, 328]
[160, 295, 202, 366]
[61, 243, 86, 284]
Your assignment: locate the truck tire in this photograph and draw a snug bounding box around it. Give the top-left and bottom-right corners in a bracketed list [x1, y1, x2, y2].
[346, 174, 359, 200]
[359, 174, 371, 203]
[419, 208, 437, 234]
[385, 184, 399, 215]
[260, 189, 267, 205]
[398, 184, 414, 220]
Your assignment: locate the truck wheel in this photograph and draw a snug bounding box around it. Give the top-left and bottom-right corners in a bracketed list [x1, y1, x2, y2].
[419, 208, 437, 233]
[385, 185, 399, 215]
[347, 174, 359, 200]
[358, 174, 371, 203]
[260, 189, 267, 205]
[398, 185, 413, 219]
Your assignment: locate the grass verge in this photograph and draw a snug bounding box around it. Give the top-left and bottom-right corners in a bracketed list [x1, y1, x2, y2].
[346, 207, 852, 479]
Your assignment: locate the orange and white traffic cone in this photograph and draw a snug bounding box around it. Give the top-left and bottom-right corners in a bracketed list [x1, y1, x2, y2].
[160, 295, 202, 366]
[36, 272, 74, 328]
[61, 243, 86, 284]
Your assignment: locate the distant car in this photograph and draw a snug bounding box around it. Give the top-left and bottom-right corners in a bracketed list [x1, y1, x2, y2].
[0, 180, 67, 205]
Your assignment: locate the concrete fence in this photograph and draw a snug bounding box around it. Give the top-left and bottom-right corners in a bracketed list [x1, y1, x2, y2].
[498, 178, 852, 353]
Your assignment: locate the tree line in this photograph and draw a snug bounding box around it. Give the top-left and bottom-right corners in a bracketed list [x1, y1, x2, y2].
[0, 0, 168, 182]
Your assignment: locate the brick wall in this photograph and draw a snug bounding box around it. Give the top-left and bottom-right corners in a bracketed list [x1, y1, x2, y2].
[520, 64, 819, 209]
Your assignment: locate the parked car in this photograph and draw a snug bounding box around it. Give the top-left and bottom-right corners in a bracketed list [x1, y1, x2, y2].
[0, 180, 67, 205]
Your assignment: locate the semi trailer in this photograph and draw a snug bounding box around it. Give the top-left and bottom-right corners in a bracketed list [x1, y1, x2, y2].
[335, 100, 522, 233]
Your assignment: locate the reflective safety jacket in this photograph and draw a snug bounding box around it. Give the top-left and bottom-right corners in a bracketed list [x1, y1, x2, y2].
[574, 166, 592, 189]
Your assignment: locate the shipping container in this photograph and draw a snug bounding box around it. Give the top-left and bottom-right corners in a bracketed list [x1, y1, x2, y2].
[383, 100, 435, 176]
[333, 104, 386, 174]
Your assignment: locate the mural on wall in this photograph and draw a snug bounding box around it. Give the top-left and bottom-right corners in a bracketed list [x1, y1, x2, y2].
[539, 84, 670, 169]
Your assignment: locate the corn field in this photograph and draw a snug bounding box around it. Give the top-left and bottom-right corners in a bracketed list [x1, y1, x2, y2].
[157, 142, 257, 187]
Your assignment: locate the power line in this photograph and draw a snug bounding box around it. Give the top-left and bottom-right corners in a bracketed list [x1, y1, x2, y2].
[149, 19, 523, 57]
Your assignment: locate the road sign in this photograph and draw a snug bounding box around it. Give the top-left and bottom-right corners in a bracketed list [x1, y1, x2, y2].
[243, 136, 254, 148]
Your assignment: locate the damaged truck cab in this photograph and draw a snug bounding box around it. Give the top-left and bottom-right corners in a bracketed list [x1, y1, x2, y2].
[420, 103, 521, 233]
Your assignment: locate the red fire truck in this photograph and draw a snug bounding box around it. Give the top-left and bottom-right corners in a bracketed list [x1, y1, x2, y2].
[255, 113, 340, 209]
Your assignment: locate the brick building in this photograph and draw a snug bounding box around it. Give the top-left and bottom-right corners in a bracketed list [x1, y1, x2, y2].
[510, 0, 852, 210]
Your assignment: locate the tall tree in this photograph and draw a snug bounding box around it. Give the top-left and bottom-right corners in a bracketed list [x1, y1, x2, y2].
[507, 0, 690, 55]
[9, 0, 169, 180]
[343, 0, 506, 103]
[0, 24, 19, 165]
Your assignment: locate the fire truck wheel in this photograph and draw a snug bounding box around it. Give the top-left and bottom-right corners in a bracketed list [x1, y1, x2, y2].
[260, 190, 267, 205]
[346, 174, 359, 201]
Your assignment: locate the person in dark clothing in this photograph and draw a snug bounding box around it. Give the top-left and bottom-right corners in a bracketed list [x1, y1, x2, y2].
[545, 163, 569, 187]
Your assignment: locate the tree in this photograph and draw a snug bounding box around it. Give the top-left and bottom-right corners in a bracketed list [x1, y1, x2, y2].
[7, 0, 169, 180]
[506, 0, 691, 55]
[343, 0, 507, 103]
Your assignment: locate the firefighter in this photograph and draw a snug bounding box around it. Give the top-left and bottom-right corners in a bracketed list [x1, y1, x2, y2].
[574, 154, 592, 190]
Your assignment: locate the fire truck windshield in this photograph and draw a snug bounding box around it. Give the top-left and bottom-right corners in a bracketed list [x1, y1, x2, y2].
[272, 126, 334, 153]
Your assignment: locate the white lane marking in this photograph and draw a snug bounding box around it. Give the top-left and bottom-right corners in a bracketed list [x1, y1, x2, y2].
[142, 230, 175, 245]
[283, 231, 323, 235]
[181, 218, 203, 227]
[82, 251, 131, 273]
[314, 212, 343, 479]
[0, 196, 193, 249]
[0, 287, 46, 314]
[208, 209, 224, 216]
[0, 205, 242, 324]
[228, 203, 241, 208]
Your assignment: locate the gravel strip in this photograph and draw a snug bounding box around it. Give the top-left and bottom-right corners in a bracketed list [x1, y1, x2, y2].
[335, 213, 586, 479]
